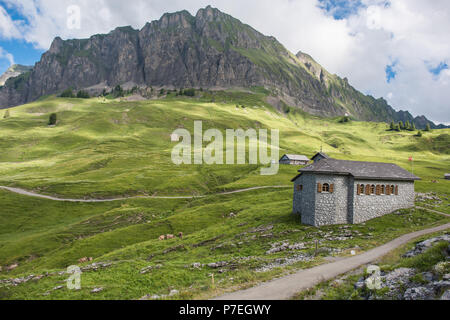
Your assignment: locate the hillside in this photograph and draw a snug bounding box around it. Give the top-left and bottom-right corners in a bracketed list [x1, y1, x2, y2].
[0, 93, 449, 300]
[0, 6, 443, 129]
[0, 65, 32, 86]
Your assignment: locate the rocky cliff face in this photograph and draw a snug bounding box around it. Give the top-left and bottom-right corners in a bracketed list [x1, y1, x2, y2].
[0, 6, 443, 129]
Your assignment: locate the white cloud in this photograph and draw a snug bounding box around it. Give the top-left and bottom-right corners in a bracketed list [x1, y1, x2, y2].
[0, 0, 449, 122]
[0, 46, 14, 65]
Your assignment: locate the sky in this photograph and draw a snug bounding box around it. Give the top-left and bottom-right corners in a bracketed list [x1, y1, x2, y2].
[0, 0, 449, 124]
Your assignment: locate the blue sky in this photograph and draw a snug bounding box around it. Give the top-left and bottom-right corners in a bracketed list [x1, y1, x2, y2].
[318, 0, 365, 19]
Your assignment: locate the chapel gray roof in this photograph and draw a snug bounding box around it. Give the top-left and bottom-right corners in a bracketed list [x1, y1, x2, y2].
[282, 154, 310, 161]
[297, 158, 420, 181]
[311, 152, 330, 160]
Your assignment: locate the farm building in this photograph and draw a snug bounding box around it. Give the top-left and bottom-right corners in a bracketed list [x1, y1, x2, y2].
[445, 174, 450, 180]
[279, 154, 310, 165]
[292, 157, 420, 227]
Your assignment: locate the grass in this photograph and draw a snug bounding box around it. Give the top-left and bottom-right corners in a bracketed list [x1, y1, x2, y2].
[0, 91, 449, 300]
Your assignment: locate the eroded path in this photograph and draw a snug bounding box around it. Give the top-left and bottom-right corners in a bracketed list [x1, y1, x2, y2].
[0, 185, 291, 202]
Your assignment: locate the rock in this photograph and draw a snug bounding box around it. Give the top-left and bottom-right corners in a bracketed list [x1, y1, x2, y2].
[403, 287, 433, 300]
[7, 263, 18, 271]
[191, 263, 202, 269]
[403, 235, 450, 258]
[208, 261, 228, 268]
[91, 287, 103, 293]
[53, 285, 64, 291]
[169, 289, 179, 296]
[354, 278, 365, 290]
[421, 272, 435, 282]
[440, 290, 450, 300]
[140, 264, 162, 274]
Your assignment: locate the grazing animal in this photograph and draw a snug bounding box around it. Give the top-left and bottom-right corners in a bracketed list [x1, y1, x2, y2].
[178, 232, 183, 239]
[159, 235, 165, 241]
[166, 234, 175, 240]
[78, 257, 88, 263]
[229, 212, 236, 218]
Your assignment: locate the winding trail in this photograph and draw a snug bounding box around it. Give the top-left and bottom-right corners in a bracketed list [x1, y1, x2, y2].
[0, 185, 291, 202]
[214, 220, 450, 300]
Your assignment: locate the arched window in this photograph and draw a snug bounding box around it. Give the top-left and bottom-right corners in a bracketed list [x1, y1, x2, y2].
[322, 183, 330, 192]
[370, 185, 376, 194]
[381, 185, 385, 194]
[359, 184, 365, 195]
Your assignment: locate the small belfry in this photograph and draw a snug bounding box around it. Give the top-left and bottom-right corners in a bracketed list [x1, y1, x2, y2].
[292, 153, 420, 226]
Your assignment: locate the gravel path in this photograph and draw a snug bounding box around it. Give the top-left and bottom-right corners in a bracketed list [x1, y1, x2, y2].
[0, 185, 290, 202]
[213, 221, 450, 300]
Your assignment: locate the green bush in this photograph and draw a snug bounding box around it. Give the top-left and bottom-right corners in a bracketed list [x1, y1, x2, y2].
[416, 131, 423, 137]
[48, 113, 57, 126]
[113, 85, 124, 98]
[183, 88, 195, 97]
[339, 116, 350, 123]
[76, 90, 90, 99]
[60, 89, 75, 98]
[3, 109, 10, 119]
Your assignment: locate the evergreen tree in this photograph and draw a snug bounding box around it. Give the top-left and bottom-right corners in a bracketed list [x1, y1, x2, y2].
[416, 131, 423, 137]
[390, 121, 395, 131]
[405, 120, 411, 130]
[3, 109, 10, 119]
[424, 123, 431, 132]
[398, 121, 405, 130]
[60, 89, 75, 98]
[48, 113, 57, 126]
[76, 90, 90, 99]
[412, 123, 416, 131]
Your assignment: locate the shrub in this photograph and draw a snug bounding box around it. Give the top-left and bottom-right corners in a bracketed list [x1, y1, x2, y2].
[416, 131, 423, 137]
[339, 116, 350, 123]
[390, 121, 395, 131]
[424, 123, 431, 132]
[48, 113, 57, 126]
[60, 89, 75, 98]
[3, 109, 10, 119]
[76, 90, 90, 99]
[183, 88, 195, 97]
[113, 85, 124, 98]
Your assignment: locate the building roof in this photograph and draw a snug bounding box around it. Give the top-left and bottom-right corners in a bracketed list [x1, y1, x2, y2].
[281, 154, 310, 161]
[445, 173, 450, 177]
[311, 152, 330, 161]
[292, 158, 420, 182]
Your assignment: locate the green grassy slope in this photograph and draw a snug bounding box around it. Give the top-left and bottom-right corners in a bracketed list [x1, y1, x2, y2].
[0, 92, 449, 300]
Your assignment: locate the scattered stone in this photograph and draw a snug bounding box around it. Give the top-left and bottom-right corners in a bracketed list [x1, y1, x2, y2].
[404, 287, 434, 300]
[266, 241, 307, 255]
[256, 253, 313, 272]
[7, 263, 18, 271]
[441, 290, 450, 300]
[249, 225, 274, 234]
[53, 285, 64, 291]
[403, 235, 450, 258]
[169, 289, 179, 296]
[140, 264, 162, 274]
[208, 261, 228, 269]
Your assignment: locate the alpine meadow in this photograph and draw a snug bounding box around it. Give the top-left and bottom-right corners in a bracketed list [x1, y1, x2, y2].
[0, 4, 449, 302]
